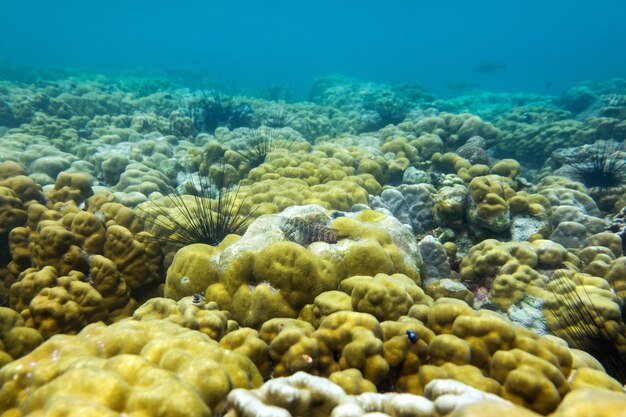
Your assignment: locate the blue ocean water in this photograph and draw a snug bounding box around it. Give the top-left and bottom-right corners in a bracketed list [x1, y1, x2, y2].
[0, 0, 625, 97]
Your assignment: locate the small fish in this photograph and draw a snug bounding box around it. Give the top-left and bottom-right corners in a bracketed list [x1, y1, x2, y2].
[406, 329, 418, 344]
[600, 94, 626, 107]
[473, 62, 507, 73]
[545, 81, 552, 90]
[281, 215, 338, 246]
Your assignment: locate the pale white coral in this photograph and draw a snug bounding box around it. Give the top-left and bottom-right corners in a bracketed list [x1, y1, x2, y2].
[333, 392, 434, 417]
[224, 372, 512, 417]
[425, 378, 512, 415]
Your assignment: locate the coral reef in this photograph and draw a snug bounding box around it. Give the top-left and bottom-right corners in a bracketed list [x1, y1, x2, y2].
[195, 204, 421, 328]
[1, 71, 626, 416]
[0, 320, 261, 416]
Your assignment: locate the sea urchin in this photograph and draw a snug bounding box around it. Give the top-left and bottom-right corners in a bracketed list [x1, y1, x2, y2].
[544, 270, 626, 383]
[568, 140, 626, 197]
[137, 165, 255, 249]
[232, 127, 297, 170]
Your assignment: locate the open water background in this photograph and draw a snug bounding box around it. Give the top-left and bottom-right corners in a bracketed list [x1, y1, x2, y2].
[0, 0, 625, 97]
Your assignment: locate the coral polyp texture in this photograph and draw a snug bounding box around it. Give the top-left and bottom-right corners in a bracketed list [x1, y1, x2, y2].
[0, 71, 626, 416]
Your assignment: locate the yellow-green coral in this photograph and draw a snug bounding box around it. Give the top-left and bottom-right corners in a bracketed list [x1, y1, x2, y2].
[314, 311, 389, 384]
[341, 273, 432, 321]
[133, 296, 232, 340]
[459, 239, 578, 310]
[10, 267, 108, 338]
[467, 175, 516, 232]
[0, 306, 43, 367]
[195, 206, 422, 328]
[164, 243, 221, 300]
[0, 320, 262, 416]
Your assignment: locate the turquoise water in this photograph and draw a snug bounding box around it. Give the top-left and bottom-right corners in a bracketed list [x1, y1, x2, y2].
[2, 2, 626, 411]
[1, 0, 625, 96]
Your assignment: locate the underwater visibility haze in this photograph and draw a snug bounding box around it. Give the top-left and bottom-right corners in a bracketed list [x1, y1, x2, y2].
[1, 1, 626, 416]
[1, 0, 626, 95]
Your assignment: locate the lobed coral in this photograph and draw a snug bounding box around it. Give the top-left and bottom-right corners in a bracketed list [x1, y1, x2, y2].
[182, 205, 423, 328]
[2, 72, 626, 417]
[0, 320, 262, 416]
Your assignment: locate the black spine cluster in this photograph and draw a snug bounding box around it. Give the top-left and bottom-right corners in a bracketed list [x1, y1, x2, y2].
[546, 271, 626, 383]
[568, 140, 626, 197]
[186, 90, 254, 134]
[232, 127, 296, 170]
[137, 164, 255, 249]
